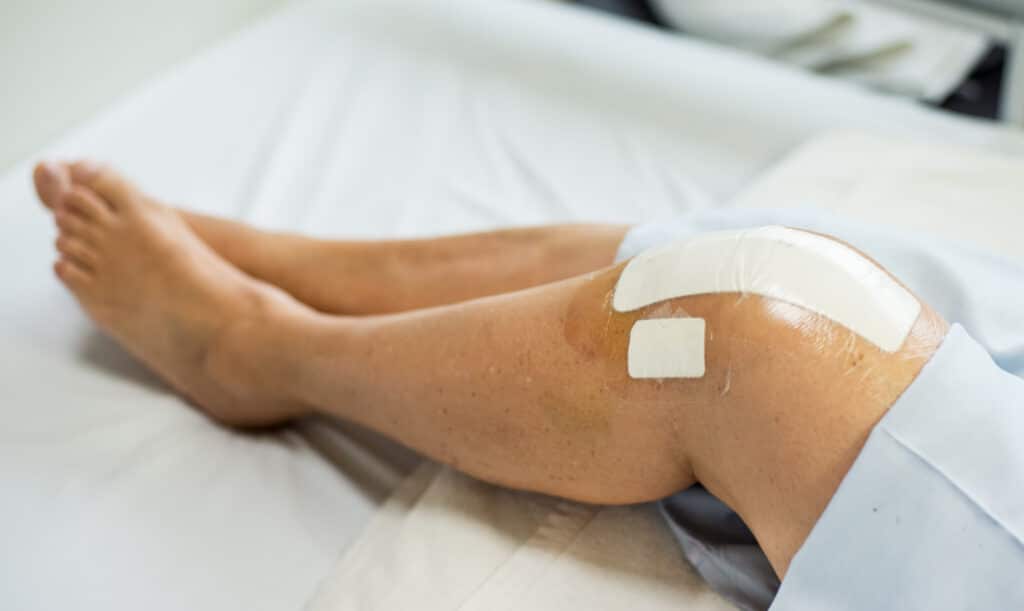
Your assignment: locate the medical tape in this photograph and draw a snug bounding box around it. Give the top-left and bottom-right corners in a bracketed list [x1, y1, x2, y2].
[614, 226, 921, 378]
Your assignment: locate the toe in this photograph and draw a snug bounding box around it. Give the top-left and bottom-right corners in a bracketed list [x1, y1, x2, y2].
[68, 160, 141, 210]
[54, 208, 97, 243]
[56, 235, 98, 270]
[33, 161, 71, 211]
[65, 185, 115, 224]
[54, 257, 92, 289]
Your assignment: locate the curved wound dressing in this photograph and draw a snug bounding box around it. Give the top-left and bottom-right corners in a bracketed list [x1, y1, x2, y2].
[614, 226, 921, 378]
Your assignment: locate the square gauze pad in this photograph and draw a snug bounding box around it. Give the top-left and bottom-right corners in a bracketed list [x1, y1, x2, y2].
[627, 318, 706, 379]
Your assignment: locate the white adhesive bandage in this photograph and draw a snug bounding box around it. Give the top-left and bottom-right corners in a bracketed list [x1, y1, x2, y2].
[614, 226, 920, 354]
[628, 318, 706, 379]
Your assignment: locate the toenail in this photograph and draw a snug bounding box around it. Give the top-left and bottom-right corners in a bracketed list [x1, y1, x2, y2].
[42, 160, 61, 177]
[71, 160, 100, 182]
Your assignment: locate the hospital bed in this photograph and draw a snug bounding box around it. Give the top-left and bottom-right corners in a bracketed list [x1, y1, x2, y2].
[2, 0, 1022, 609]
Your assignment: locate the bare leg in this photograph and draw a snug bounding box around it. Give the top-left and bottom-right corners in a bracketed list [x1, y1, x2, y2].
[35, 160, 947, 578]
[33, 161, 628, 314]
[213, 266, 945, 577]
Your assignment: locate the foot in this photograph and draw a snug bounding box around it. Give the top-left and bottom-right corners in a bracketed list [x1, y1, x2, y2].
[34, 160, 312, 427]
[34, 160, 374, 315]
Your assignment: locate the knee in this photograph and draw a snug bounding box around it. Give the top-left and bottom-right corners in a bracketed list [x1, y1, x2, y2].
[562, 227, 949, 506]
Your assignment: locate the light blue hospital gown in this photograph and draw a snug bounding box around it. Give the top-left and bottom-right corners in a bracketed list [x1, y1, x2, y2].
[615, 209, 1024, 611]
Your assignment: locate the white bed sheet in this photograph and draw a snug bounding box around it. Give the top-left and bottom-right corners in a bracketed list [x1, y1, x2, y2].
[2, 0, 1023, 609]
[733, 130, 1024, 264]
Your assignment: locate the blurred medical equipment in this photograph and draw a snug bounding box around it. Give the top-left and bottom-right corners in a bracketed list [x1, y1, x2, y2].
[649, 0, 988, 102]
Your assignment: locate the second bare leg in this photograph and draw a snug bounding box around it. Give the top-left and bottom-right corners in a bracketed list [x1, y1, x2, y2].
[182, 211, 629, 314]
[33, 159, 628, 315]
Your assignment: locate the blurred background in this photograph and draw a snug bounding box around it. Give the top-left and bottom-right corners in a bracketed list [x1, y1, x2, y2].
[574, 0, 1023, 120]
[0, 0, 1021, 170]
[0, 0, 289, 170]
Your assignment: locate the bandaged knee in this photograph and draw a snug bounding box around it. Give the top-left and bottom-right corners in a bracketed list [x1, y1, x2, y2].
[613, 226, 921, 378]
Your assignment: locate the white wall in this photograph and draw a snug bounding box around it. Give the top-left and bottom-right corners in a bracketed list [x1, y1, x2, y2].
[0, 0, 290, 171]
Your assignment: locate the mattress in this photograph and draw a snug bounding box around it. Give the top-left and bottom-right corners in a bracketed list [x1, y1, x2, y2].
[2, 0, 1022, 609]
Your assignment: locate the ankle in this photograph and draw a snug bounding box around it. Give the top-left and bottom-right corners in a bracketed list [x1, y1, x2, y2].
[183, 211, 294, 280]
[203, 285, 314, 414]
